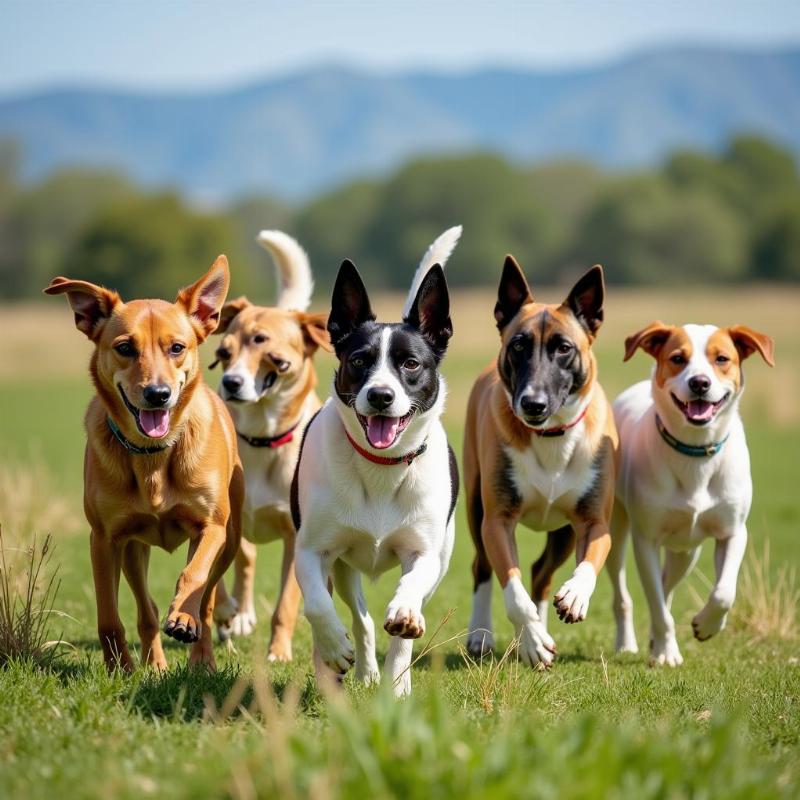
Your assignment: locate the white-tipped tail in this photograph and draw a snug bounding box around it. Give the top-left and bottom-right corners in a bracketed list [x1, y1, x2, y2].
[256, 230, 314, 311]
[402, 225, 462, 318]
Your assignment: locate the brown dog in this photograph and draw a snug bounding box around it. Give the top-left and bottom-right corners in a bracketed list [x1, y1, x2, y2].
[463, 256, 617, 668]
[44, 257, 243, 672]
[209, 231, 331, 661]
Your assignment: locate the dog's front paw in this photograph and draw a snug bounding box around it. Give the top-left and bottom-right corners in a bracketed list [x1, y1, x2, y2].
[517, 620, 557, 669]
[384, 606, 426, 639]
[553, 563, 596, 624]
[314, 620, 355, 674]
[466, 627, 495, 658]
[218, 608, 257, 641]
[692, 605, 728, 642]
[164, 610, 201, 643]
[649, 634, 683, 667]
[212, 595, 238, 627]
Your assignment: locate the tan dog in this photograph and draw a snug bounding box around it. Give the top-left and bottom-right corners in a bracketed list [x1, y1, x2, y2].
[44, 258, 243, 672]
[210, 231, 331, 661]
[464, 256, 617, 668]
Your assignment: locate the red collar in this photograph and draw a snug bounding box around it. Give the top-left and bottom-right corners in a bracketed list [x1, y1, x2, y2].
[529, 403, 589, 437]
[237, 421, 299, 449]
[344, 428, 428, 466]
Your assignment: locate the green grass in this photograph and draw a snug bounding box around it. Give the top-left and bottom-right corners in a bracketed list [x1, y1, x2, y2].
[1, 291, 799, 798]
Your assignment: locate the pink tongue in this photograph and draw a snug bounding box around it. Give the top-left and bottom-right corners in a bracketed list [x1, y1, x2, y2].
[366, 415, 400, 449]
[687, 400, 714, 421]
[139, 409, 170, 438]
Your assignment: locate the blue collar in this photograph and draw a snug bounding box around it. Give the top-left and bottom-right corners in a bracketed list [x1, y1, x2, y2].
[655, 414, 729, 458]
[107, 417, 171, 456]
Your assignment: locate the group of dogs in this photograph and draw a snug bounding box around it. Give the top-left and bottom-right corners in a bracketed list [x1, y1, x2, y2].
[45, 225, 774, 695]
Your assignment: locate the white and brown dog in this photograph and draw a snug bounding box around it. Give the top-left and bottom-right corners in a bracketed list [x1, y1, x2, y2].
[607, 322, 774, 665]
[210, 231, 332, 661]
[464, 257, 617, 668]
[292, 227, 461, 696]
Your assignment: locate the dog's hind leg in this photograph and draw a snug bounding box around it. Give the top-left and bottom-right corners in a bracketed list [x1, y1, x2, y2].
[122, 540, 167, 670]
[531, 525, 576, 633]
[606, 502, 638, 653]
[332, 559, 379, 685]
[662, 547, 701, 611]
[466, 475, 494, 658]
[216, 538, 257, 640]
[91, 531, 134, 672]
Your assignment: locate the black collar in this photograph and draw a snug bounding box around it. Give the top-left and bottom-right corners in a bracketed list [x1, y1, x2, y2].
[236, 421, 300, 449]
[107, 417, 171, 456]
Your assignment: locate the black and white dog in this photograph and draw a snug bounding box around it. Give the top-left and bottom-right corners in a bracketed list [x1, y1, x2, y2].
[292, 227, 460, 696]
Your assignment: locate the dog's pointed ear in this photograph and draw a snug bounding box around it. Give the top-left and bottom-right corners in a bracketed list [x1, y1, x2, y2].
[404, 264, 452, 360]
[564, 264, 604, 336]
[495, 255, 533, 330]
[176, 255, 230, 341]
[297, 311, 333, 355]
[43, 276, 120, 341]
[726, 325, 775, 366]
[216, 295, 251, 335]
[623, 321, 674, 361]
[327, 260, 375, 350]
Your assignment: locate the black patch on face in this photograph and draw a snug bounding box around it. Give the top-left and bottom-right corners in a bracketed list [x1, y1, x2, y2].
[334, 323, 441, 416]
[290, 408, 321, 532]
[575, 437, 612, 522]
[499, 311, 588, 423]
[493, 446, 521, 512]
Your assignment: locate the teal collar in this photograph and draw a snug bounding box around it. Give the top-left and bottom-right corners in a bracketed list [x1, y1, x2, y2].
[106, 417, 171, 456]
[655, 414, 729, 458]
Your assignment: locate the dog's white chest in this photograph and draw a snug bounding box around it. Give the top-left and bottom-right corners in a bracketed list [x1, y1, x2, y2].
[240, 445, 294, 542]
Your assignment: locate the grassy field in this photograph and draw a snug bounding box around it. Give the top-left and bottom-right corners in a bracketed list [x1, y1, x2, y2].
[0, 285, 798, 798]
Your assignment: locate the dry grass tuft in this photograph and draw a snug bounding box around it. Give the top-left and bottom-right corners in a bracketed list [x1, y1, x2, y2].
[732, 539, 799, 642]
[0, 529, 65, 665]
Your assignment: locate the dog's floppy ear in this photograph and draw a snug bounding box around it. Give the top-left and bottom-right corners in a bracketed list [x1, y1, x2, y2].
[404, 263, 452, 360]
[176, 255, 230, 342]
[327, 260, 375, 350]
[563, 264, 604, 336]
[726, 325, 775, 366]
[495, 255, 533, 330]
[623, 321, 674, 361]
[43, 277, 120, 341]
[297, 311, 333, 355]
[216, 295, 251, 335]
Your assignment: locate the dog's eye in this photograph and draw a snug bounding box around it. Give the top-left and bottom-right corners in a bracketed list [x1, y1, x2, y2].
[403, 358, 421, 371]
[556, 342, 573, 356]
[253, 333, 268, 345]
[216, 347, 231, 362]
[351, 357, 365, 368]
[511, 339, 525, 353]
[670, 353, 687, 365]
[114, 341, 135, 357]
[169, 343, 186, 356]
[715, 354, 730, 365]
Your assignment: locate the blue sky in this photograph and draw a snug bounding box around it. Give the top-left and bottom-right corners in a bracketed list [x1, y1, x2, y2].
[2, 0, 799, 95]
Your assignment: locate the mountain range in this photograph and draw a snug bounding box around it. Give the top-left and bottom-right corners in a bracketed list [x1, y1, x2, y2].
[1, 45, 799, 200]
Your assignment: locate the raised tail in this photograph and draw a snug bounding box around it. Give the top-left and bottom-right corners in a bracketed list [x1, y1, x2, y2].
[402, 225, 462, 319]
[255, 230, 314, 311]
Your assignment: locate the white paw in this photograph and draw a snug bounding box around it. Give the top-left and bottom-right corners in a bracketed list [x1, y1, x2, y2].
[466, 628, 495, 658]
[649, 634, 683, 667]
[615, 629, 639, 654]
[213, 595, 238, 627]
[218, 608, 257, 640]
[355, 659, 381, 686]
[553, 563, 596, 624]
[314, 619, 355, 674]
[692, 605, 728, 641]
[384, 605, 426, 639]
[517, 620, 557, 669]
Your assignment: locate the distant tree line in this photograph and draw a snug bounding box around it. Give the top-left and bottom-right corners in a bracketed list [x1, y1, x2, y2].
[0, 134, 798, 302]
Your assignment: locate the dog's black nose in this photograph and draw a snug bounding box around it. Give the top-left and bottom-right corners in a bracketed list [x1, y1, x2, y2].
[143, 384, 172, 407]
[520, 393, 548, 418]
[367, 386, 395, 411]
[222, 374, 244, 394]
[688, 375, 711, 396]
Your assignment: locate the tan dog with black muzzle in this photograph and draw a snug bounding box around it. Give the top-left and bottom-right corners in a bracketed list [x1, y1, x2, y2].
[464, 256, 617, 668]
[44, 258, 243, 672]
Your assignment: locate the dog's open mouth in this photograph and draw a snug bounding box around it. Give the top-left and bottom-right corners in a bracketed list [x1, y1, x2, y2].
[357, 412, 414, 449]
[118, 385, 171, 439]
[671, 392, 730, 426]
